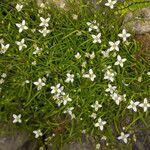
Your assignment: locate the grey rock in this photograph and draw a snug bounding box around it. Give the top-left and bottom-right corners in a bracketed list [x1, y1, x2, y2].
[123, 8, 150, 34]
[0, 125, 36, 150]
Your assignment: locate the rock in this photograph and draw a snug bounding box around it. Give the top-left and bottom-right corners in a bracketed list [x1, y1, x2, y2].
[123, 8, 150, 34]
[0, 124, 36, 150]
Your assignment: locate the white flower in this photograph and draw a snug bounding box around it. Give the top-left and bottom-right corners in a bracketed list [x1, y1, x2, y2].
[109, 41, 120, 51]
[87, 20, 99, 32]
[96, 143, 100, 149]
[16, 20, 28, 33]
[139, 98, 150, 112]
[33, 129, 43, 138]
[39, 17, 50, 27]
[16, 38, 27, 51]
[83, 69, 96, 81]
[118, 29, 131, 42]
[33, 47, 43, 56]
[25, 80, 30, 83]
[51, 84, 64, 95]
[127, 100, 140, 112]
[91, 101, 102, 111]
[101, 136, 107, 140]
[104, 69, 115, 82]
[89, 51, 95, 59]
[65, 73, 74, 83]
[32, 61, 36, 65]
[75, 52, 81, 59]
[101, 49, 110, 58]
[117, 132, 130, 143]
[13, 114, 22, 123]
[81, 61, 87, 68]
[62, 94, 72, 105]
[114, 55, 127, 67]
[90, 113, 97, 119]
[95, 118, 106, 131]
[72, 14, 78, 20]
[16, 4, 23, 12]
[105, 84, 117, 94]
[39, 27, 50, 37]
[64, 107, 74, 116]
[111, 92, 122, 105]
[1, 73, 7, 78]
[147, 72, 150, 75]
[33, 78, 45, 90]
[0, 38, 4, 44]
[105, 0, 117, 9]
[0, 78, 5, 84]
[0, 44, 10, 54]
[92, 33, 101, 43]
[60, 3, 66, 8]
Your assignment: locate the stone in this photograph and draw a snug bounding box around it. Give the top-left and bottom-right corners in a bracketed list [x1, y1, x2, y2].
[0, 124, 36, 150]
[123, 8, 150, 34]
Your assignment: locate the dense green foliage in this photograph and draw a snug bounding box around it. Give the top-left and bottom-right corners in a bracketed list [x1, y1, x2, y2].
[0, 0, 150, 149]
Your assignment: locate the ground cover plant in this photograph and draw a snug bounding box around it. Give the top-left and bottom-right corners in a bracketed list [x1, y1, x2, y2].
[0, 0, 150, 149]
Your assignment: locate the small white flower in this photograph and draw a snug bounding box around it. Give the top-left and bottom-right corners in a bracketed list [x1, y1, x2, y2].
[139, 98, 150, 112]
[16, 20, 28, 33]
[105, 84, 117, 94]
[137, 76, 142, 82]
[72, 14, 78, 20]
[32, 61, 36, 65]
[104, 70, 115, 82]
[39, 3, 45, 8]
[39, 27, 50, 37]
[65, 73, 74, 83]
[81, 61, 87, 68]
[39, 17, 50, 27]
[83, 69, 96, 81]
[89, 51, 95, 59]
[60, 3, 66, 8]
[25, 80, 30, 83]
[0, 39, 4, 44]
[51, 84, 64, 95]
[0, 78, 4, 84]
[101, 136, 107, 140]
[33, 129, 43, 138]
[13, 114, 22, 123]
[0, 44, 10, 54]
[64, 107, 74, 116]
[105, 0, 117, 9]
[87, 20, 99, 32]
[127, 100, 140, 112]
[101, 49, 110, 58]
[33, 47, 43, 56]
[90, 113, 97, 119]
[62, 94, 72, 105]
[31, 29, 36, 33]
[109, 41, 120, 51]
[111, 92, 122, 105]
[16, 4, 23, 12]
[95, 118, 106, 131]
[114, 55, 127, 67]
[117, 132, 130, 143]
[75, 52, 81, 59]
[16, 38, 27, 51]
[33, 78, 45, 90]
[1, 73, 7, 78]
[92, 33, 101, 43]
[147, 72, 150, 75]
[118, 29, 131, 42]
[91, 101, 102, 111]
[96, 143, 100, 149]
